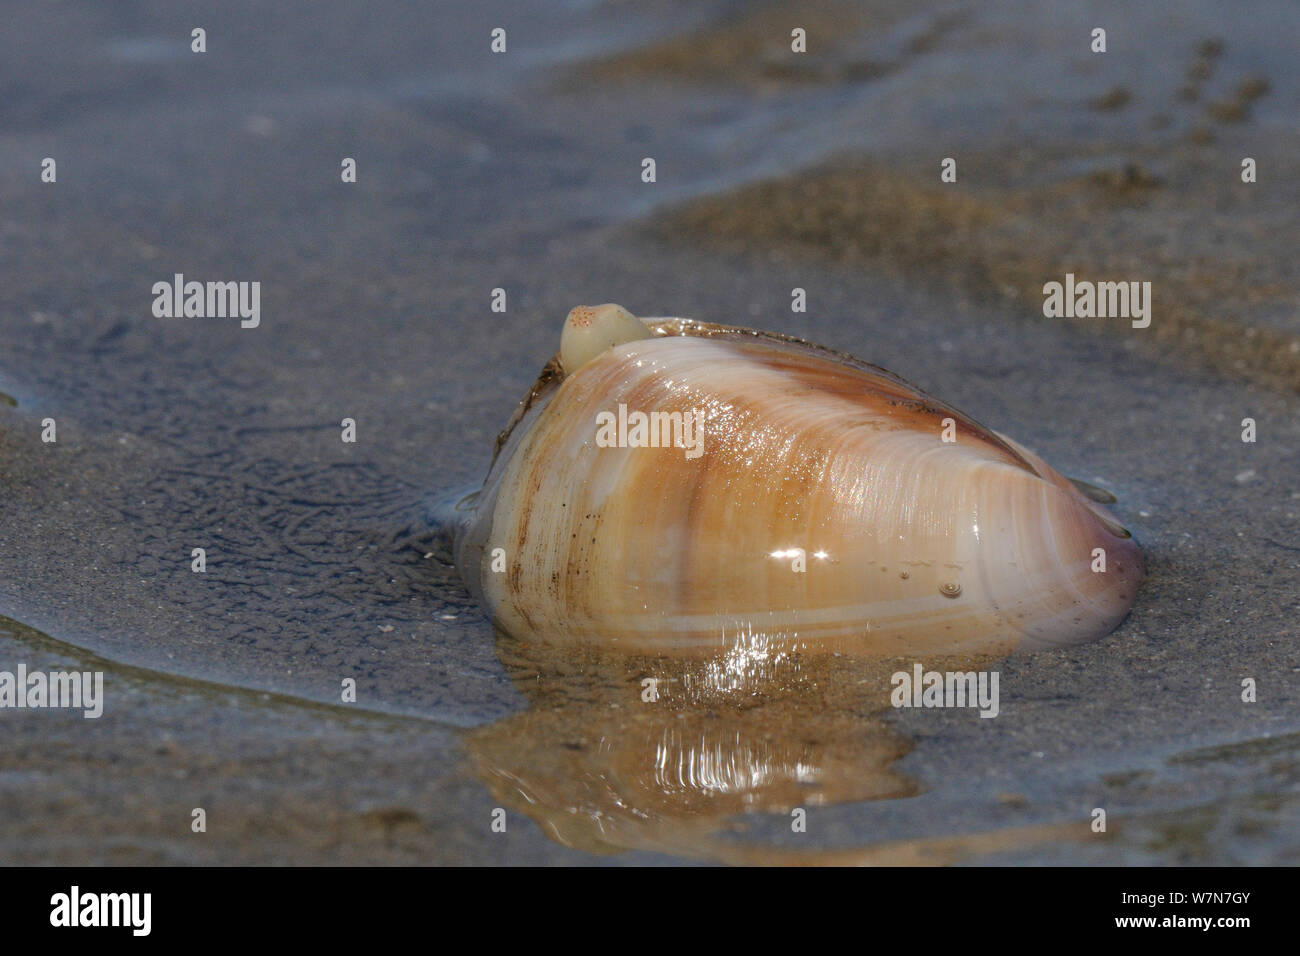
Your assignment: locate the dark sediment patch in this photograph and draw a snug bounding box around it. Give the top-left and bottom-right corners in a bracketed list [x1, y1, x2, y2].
[563, 0, 959, 90]
[1090, 86, 1132, 111]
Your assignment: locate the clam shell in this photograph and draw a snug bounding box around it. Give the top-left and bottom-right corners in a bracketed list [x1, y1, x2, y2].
[455, 318, 1141, 657]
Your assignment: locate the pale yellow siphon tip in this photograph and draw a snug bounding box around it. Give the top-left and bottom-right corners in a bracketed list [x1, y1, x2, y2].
[559, 303, 653, 374]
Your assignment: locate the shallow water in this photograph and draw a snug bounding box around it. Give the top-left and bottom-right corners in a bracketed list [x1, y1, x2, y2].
[1, 0, 1297, 864]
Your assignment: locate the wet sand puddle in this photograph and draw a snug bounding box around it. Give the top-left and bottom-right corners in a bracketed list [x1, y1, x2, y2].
[465, 632, 1113, 864]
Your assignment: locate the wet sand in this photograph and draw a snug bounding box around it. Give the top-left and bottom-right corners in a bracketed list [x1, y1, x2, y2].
[1, 0, 1298, 864]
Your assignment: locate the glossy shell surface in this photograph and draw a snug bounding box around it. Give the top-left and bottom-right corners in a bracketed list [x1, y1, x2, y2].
[454, 317, 1141, 657]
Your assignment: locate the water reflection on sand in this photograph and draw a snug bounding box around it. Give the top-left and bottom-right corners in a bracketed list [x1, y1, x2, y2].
[468, 631, 1091, 863]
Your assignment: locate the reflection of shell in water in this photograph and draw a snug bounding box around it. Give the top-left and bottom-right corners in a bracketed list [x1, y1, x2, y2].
[470, 703, 916, 854]
[454, 305, 1142, 657]
[467, 637, 920, 859]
